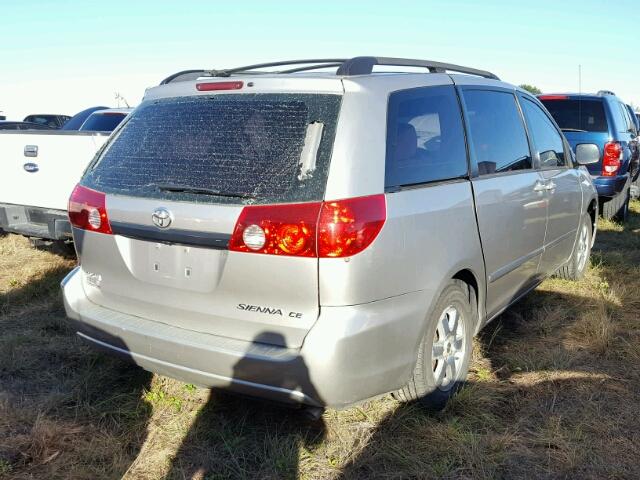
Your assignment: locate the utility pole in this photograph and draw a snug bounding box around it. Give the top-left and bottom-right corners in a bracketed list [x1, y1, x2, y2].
[578, 64, 582, 94]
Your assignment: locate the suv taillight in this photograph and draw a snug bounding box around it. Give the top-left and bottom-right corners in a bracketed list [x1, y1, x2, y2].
[229, 194, 386, 258]
[68, 185, 113, 234]
[602, 142, 623, 176]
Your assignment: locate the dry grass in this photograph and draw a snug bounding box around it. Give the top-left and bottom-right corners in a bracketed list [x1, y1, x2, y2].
[1, 202, 640, 479]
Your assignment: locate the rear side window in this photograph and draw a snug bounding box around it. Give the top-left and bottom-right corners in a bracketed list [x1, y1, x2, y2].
[24, 115, 61, 128]
[82, 94, 341, 205]
[462, 90, 532, 175]
[540, 99, 608, 133]
[80, 113, 127, 132]
[620, 103, 636, 134]
[628, 105, 640, 131]
[385, 85, 468, 188]
[521, 98, 567, 168]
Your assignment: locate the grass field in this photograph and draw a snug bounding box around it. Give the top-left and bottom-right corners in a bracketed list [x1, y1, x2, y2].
[1, 203, 639, 479]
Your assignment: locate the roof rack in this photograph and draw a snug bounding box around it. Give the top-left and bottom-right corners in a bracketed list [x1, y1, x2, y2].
[597, 90, 616, 96]
[335, 56, 499, 79]
[160, 56, 499, 84]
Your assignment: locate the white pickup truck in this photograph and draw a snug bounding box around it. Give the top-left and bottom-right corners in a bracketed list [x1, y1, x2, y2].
[0, 108, 130, 241]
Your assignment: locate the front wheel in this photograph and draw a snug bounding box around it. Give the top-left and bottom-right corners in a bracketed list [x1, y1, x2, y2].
[393, 279, 474, 410]
[556, 212, 592, 281]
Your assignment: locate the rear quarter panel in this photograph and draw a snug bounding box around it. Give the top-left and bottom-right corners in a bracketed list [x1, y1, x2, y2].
[321, 74, 486, 327]
[319, 181, 485, 309]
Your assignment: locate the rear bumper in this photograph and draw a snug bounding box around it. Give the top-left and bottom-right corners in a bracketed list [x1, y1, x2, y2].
[592, 174, 629, 198]
[0, 203, 71, 240]
[62, 267, 428, 409]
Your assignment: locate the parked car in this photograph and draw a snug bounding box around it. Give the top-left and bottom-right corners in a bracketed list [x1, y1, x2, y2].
[23, 114, 71, 129]
[0, 121, 55, 131]
[539, 92, 639, 219]
[62, 57, 598, 411]
[61, 106, 110, 131]
[79, 108, 131, 132]
[0, 108, 130, 242]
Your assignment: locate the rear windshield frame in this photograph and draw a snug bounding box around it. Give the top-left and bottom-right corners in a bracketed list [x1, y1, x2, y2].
[81, 93, 342, 205]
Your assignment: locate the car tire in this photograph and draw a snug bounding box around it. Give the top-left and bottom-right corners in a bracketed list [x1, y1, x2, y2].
[393, 279, 474, 410]
[614, 189, 630, 223]
[601, 188, 629, 222]
[555, 212, 592, 281]
[631, 179, 640, 200]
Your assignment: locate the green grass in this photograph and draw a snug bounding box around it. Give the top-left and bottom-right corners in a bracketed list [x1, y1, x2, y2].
[1, 202, 640, 479]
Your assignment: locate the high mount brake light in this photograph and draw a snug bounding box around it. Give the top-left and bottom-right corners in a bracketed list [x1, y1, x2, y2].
[68, 185, 112, 234]
[229, 195, 386, 258]
[196, 81, 244, 91]
[602, 142, 623, 176]
[538, 95, 569, 101]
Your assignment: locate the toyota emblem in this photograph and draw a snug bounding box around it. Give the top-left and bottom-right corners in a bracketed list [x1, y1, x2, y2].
[152, 208, 173, 229]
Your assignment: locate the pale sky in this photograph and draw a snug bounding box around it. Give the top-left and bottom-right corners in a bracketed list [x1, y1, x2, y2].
[1, 0, 638, 120]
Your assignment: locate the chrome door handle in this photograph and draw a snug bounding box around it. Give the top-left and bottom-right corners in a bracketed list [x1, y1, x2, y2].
[533, 180, 547, 192]
[24, 145, 38, 157]
[534, 180, 556, 192]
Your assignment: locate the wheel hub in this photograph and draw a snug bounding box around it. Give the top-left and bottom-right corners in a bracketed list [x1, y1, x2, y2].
[431, 305, 466, 391]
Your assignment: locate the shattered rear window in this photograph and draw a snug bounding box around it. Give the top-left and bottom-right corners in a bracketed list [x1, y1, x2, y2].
[82, 94, 342, 204]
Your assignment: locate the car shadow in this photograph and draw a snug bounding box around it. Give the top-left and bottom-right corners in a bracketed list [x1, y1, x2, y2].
[162, 332, 326, 480]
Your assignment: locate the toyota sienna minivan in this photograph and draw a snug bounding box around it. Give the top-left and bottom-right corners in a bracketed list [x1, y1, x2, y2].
[62, 57, 598, 410]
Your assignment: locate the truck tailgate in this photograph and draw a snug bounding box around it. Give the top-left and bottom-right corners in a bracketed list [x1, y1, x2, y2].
[0, 131, 109, 211]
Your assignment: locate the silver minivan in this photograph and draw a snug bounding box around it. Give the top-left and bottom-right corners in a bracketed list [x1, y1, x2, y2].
[62, 57, 598, 410]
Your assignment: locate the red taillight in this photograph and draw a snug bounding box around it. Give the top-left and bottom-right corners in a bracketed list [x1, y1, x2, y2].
[538, 95, 569, 101]
[229, 194, 386, 258]
[196, 81, 244, 91]
[602, 142, 622, 176]
[229, 202, 321, 257]
[318, 195, 386, 258]
[68, 185, 112, 234]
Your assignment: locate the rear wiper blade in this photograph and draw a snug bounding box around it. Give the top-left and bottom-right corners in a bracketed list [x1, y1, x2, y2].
[152, 183, 255, 199]
[561, 128, 587, 132]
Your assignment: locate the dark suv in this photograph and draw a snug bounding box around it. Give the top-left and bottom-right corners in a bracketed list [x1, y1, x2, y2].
[540, 92, 639, 221]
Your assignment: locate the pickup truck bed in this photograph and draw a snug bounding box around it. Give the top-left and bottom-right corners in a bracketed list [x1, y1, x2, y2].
[0, 130, 109, 240]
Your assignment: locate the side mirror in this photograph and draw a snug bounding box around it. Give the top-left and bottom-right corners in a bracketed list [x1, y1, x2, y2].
[575, 143, 600, 165]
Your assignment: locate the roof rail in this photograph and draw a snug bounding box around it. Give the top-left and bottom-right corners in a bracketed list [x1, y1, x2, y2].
[597, 90, 616, 96]
[160, 56, 499, 84]
[335, 56, 499, 79]
[161, 70, 210, 85]
[160, 59, 348, 84]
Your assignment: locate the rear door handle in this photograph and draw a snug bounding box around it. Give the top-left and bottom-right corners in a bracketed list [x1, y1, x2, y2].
[533, 180, 556, 192]
[533, 180, 547, 192]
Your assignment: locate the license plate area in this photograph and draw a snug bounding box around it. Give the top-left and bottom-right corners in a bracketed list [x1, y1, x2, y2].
[115, 237, 227, 293]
